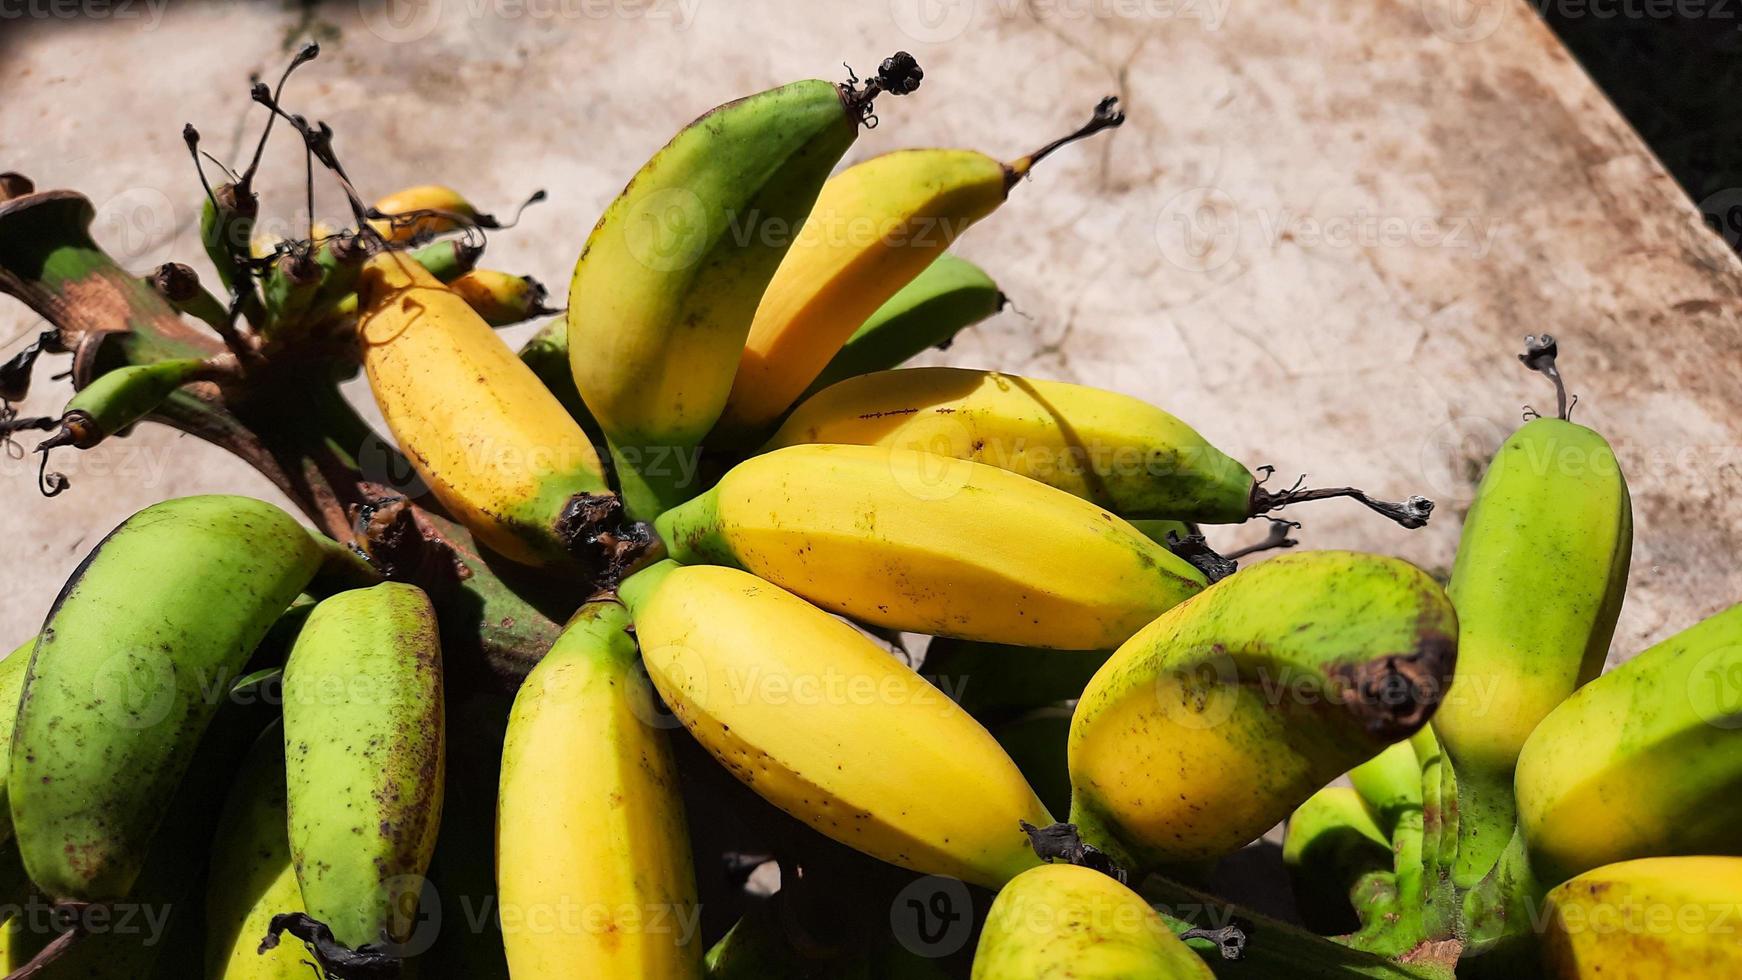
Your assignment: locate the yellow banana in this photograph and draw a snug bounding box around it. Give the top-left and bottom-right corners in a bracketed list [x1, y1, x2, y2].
[654, 444, 1204, 649]
[1069, 551, 1457, 868]
[567, 59, 919, 518]
[717, 98, 1126, 439]
[369, 184, 480, 242]
[497, 599, 701, 978]
[1540, 857, 1742, 979]
[1515, 602, 1742, 885]
[356, 250, 625, 570]
[971, 864, 1213, 979]
[619, 561, 1053, 888]
[448, 269, 553, 327]
[1433, 336, 1632, 886]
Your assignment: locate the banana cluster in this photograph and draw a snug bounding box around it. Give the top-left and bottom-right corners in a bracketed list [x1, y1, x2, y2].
[8, 44, 1739, 980]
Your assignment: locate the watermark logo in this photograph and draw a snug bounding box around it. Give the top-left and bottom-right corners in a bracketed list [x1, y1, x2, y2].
[92, 648, 179, 730]
[622, 186, 711, 273]
[891, 875, 974, 957]
[1420, 0, 1508, 42]
[92, 186, 175, 267]
[1688, 646, 1742, 730]
[1155, 187, 1242, 273]
[889, 0, 977, 41]
[359, 0, 445, 41]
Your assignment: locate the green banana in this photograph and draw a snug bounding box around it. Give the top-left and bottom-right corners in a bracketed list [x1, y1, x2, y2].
[1282, 786, 1394, 935]
[1339, 739, 1437, 955]
[9, 495, 333, 904]
[0, 639, 34, 846]
[566, 58, 918, 519]
[803, 253, 1004, 396]
[1515, 602, 1742, 885]
[1347, 740, 1421, 841]
[260, 249, 323, 331]
[1432, 336, 1632, 888]
[972, 864, 1213, 979]
[146, 261, 229, 332]
[206, 721, 311, 979]
[409, 238, 483, 283]
[280, 582, 445, 963]
[199, 183, 258, 299]
[35, 357, 215, 451]
[1067, 551, 1457, 870]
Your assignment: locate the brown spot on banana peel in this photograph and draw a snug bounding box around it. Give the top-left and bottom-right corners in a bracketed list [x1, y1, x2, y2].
[1325, 631, 1458, 741]
[553, 492, 657, 585]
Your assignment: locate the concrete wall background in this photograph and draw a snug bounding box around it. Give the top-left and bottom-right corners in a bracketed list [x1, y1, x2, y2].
[5, 0, 1742, 662]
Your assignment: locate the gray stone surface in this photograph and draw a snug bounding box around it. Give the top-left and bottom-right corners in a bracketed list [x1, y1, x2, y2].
[4, 0, 1741, 667]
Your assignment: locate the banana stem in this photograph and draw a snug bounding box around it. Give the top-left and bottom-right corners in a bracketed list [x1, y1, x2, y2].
[1249, 471, 1435, 529]
[1223, 519, 1300, 559]
[260, 913, 400, 979]
[1005, 96, 1126, 186]
[0, 913, 85, 980]
[1518, 333, 1574, 421]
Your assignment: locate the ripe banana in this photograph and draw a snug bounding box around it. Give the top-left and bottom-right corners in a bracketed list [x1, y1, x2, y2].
[9, 495, 330, 903]
[804, 253, 1005, 397]
[370, 183, 483, 243]
[356, 250, 624, 570]
[281, 582, 445, 956]
[619, 560, 1053, 888]
[1515, 602, 1742, 885]
[567, 59, 919, 519]
[449, 269, 552, 327]
[654, 443, 1206, 649]
[717, 98, 1126, 439]
[770, 367, 1431, 527]
[497, 598, 701, 978]
[971, 863, 1213, 979]
[1432, 336, 1632, 887]
[1539, 856, 1742, 979]
[1281, 786, 1393, 935]
[206, 721, 311, 980]
[1068, 550, 1457, 869]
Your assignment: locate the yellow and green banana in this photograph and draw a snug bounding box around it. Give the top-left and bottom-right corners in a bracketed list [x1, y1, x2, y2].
[1515, 602, 1742, 885]
[205, 721, 311, 980]
[803, 253, 1005, 396]
[1068, 550, 1457, 869]
[0, 638, 35, 847]
[717, 98, 1125, 439]
[654, 443, 1206, 650]
[971, 863, 1213, 979]
[279, 582, 445, 966]
[356, 250, 627, 570]
[449, 269, 553, 327]
[9, 495, 331, 904]
[770, 366, 1433, 527]
[1538, 856, 1742, 979]
[1432, 335, 1632, 887]
[497, 598, 701, 978]
[567, 58, 920, 519]
[1282, 786, 1395, 936]
[620, 560, 1053, 888]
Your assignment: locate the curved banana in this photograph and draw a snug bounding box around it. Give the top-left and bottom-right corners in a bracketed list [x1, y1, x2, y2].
[1540, 857, 1742, 979]
[654, 444, 1205, 650]
[804, 254, 1004, 396]
[497, 599, 701, 978]
[34, 356, 216, 451]
[620, 561, 1052, 888]
[282, 582, 445, 955]
[1068, 551, 1457, 868]
[1433, 337, 1632, 887]
[9, 495, 329, 903]
[971, 863, 1212, 979]
[0, 638, 35, 846]
[1347, 739, 1421, 842]
[1281, 786, 1393, 935]
[450, 269, 552, 327]
[1515, 603, 1742, 884]
[357, 250, 624, 570]
[206, 721, 311, 979]
[370, 183, 481, 243]
[717, 98, 1125, 438]
[567, 61, 918, 518]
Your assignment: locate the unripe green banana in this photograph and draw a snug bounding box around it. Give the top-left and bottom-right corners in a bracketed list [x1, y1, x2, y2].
[496, 599, 701, 978]
[971, 864, 1213, 979]
[206, 721, 311, 979]
[1281, 786, 1393, 935]
[803, 254, 1004, 397]
[34, 357, 215, 451]
[9, 495, 332, 903]
[281, 582, 445, 958]
[1346, 740, 1421, 841]
[568, 62, 917, 518]
[200, 183, 258, 299]
[1068, 551, 1457, 869]
[1515, 602, 1742, 885]
[654, 444, 1206, 650]
[1433, 338, 1631, 887]
[0, 639, 34, 846]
